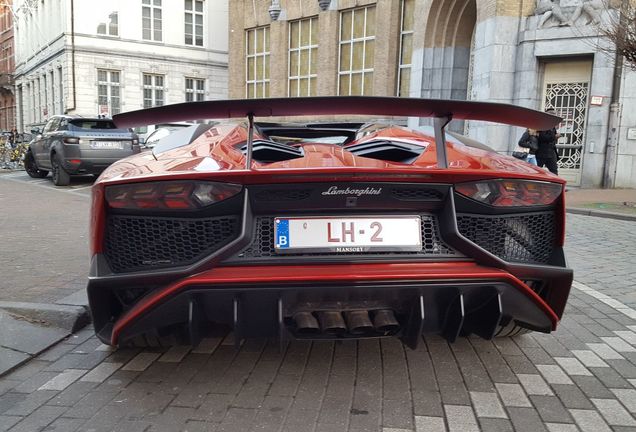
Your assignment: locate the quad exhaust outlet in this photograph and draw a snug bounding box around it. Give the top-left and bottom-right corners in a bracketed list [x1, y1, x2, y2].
[293, 309, 401, 337]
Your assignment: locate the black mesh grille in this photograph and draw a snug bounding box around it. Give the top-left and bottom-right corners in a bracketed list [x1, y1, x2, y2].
[457, 212, 556, 264]
[391, 188, 443, 201]
[254, 189, 312, 201]
[105, 215, 239, 273]
[232, 214, 456, 260]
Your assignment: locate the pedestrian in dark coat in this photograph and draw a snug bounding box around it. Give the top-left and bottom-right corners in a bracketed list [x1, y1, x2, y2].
[536, 109, 560, 175]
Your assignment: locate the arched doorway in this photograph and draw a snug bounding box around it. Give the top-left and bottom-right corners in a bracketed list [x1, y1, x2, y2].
[421, 0, 476, 132]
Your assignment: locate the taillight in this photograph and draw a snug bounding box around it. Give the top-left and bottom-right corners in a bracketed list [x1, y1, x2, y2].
[455, 179, 562, 207]
[105, 181, 242, 210]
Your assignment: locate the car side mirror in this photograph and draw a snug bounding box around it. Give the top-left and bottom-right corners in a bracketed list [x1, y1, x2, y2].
[31, 127, 41, 134]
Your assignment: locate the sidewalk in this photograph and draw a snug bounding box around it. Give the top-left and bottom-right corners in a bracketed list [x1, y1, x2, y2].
[565, 188, 636, 221]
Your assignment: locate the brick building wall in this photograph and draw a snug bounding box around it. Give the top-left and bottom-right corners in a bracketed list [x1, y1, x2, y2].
[0, 1, 15, 132]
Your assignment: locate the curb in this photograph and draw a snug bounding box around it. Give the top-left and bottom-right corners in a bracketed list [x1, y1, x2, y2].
[566, 207, 636, 222]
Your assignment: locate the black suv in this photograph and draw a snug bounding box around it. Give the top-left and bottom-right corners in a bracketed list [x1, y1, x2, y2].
[24, 115, 139, 186]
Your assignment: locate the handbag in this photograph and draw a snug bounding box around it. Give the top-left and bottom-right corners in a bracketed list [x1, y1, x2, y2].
[512, 151, 528, 159]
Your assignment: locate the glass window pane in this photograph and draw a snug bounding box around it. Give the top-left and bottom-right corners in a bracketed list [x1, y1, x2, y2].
[98, 85, 107, 98]
[186, 93, 193, 102]
[339, 74, 350, 95]
[255, 82, 263, 98]
[255, 29, 263, 53]
[264, 82, 269, 97]
[156, 76, 164, 87]
[403, 0, 415, 31]
[364, 40, 374, 69]
[289, 79, 298, 97]
[339, 43, 351, 72]
[142, 8, 150, 18]
[154, 0, 161, 6]
[142, 26, 151, 40]
[399, 68, 411, 96]
[195, 15, 202, 25]
[352, 41, 364, 70]
[366, 7, 376, 36]
[289, 51, 299, 77]
[299, 49, 309, 76]
[186, 78, 192, 89]
[299, 78, 309, 96]
[196, 80, 204, 91]
[264, 28, 270, 51]
[185, 0, 192, 10]
[247, 57, 255, 80]
[247, 83, 254, 98]
[300, 20, 310, 46]
[98, 70, 107, 81]
[111, 86, 120, 97]
[290, 21, 299, 49]
[143, 75, 151, 85]
[363, 72, 373, 95]
[309, 78, 317, 96]
[256, 56, 263, 80]
[264, 55, 270, 79]
[112, 72, 120, 83]
[341, 11, 352, 41]
[185, 14, 192, 24]
[196, 35, 203, 46]
[310, 18, 318, 45]
[351, 73, 363, 95]
[195, 0, 203, 12]
[353, 9, 365, 39]
[247, 31, 254, 54]
[401, 34, 412, 65]
[185, 34, 193, 45]
[310, 47, 317, 74]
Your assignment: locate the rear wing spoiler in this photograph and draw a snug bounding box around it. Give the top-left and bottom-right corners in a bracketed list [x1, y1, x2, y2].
[113, 96, 561, 169]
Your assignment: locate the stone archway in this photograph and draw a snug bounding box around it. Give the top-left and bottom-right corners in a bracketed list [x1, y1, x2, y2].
[421, 0, 476, 132]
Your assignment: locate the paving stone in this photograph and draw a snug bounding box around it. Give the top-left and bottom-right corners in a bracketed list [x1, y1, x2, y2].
[571, 375, 615, 399]
[571, 350, 609, 368]
[477, 418, 514, 432]
[6, 405, 66, 432]
[158, 345, 192, 363]
[537, 365, 574, 385]
[80, 362, 122, 383]
[587, 343, 626, 360]
[469, 391, 507, 418]
[530, 395, 573, 423]
[611, 388, 636, 413]
[570, 409, 612, 432]
[0, 415, 21, 432]
[46, 380, 97, 407]
[517, 374, 554, 396]
[121, 352, 161, 372]
[3, 390, 58, 416]
[507, 407, 548, 432]
[414, 415, 446, 432]
[551, 385, 595, 410]
[495, 383, 532, 407]
[43, 416, 86, 431]
[444, 405, 479, 432]
[591, 398, 636, 426]
[614, 331, 636, 345]
[545, 424, 580, 432]
[554, 358, 593, 376]
[601, 337, 636, 353]
[39, 369, 87, 391]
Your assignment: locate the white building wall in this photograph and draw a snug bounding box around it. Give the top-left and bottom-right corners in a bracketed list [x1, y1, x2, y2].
[14, 0, 228, 132]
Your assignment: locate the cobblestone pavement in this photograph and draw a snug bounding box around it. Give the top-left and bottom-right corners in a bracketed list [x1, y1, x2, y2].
[1, 173, 636, 431]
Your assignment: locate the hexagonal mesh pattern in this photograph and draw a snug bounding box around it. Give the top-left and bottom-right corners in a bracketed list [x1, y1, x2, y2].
[456, 212, 556, 264]
[254, 189, 312, 201]
[233, 214, 456, 260]
[391, 188, 443, 201]
[105, 215, 239, 273]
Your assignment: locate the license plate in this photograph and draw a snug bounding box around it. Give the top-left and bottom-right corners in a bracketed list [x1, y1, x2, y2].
[90, 141, 125, 149]
[274, 216, 422, 253]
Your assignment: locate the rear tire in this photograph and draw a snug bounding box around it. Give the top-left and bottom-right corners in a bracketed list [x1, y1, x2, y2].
[24, 151, 48, 178]
[51, 154, 70, 186]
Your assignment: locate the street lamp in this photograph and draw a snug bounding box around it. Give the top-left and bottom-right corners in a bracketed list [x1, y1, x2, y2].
[268, 0, 281, 21]
[318, 0, 331, 11]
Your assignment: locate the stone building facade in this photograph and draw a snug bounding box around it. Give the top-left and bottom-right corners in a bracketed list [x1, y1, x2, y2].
[13, 0, 228, 134]
[0, 1, 15, 132]
[228, 0, 636, 188]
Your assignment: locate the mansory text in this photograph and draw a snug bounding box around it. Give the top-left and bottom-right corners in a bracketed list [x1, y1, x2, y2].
[88, 97, 573, 348]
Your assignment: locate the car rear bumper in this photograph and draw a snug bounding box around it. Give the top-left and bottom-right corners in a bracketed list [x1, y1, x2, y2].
[87, 262, 570, 348]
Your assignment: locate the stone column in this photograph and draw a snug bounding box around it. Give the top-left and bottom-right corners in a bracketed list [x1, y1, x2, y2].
[316, 9, 339, 96]
[373, 0, 401, 96]
[228, 2, 245, 99]
[269, 20, 288, 97]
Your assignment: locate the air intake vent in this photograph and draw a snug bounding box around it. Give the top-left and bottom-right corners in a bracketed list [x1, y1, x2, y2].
[254, 189, 312, 201]
[391, 188, 443, 201]
[345, 140, 425, 164]
[241, 140, 303, 163]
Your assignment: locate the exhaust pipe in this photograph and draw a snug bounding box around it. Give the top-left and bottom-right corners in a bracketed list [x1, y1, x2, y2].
[317, 311, 347, 335]
[293, 312, 320, 335]
[344, 310, 374, 335]
[372, 309, 400, 334]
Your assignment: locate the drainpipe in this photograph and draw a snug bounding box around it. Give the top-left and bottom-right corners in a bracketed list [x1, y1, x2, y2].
[66, 0, 76, 114]
[602, 0, 627, 189]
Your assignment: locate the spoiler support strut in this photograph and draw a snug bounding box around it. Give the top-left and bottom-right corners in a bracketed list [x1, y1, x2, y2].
[434, 116, 452, 169]
[246, 113, 255, 170]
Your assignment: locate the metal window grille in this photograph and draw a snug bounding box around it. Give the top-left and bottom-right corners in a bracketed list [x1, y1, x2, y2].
[142, 0, 162, 41]
[338, 6, 376, 96]
[97, 69, 121, 115]
[143, 73, 164, 108]
[245, 27, 270, 99]
[184, 0, 204, 46]
[288, 17, 318, 97]
[185, 77, 205, 102]
[397, 0, 414, 97]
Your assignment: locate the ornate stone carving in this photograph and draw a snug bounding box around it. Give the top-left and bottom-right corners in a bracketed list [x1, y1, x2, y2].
[568, 0, 604, 25]
[536, 0, 569, 28]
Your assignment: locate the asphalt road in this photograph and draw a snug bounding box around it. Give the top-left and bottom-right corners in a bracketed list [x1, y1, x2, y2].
[1, 171, 636, 432]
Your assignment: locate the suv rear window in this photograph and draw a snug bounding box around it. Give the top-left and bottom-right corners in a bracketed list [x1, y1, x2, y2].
[69, 120, 119, 130]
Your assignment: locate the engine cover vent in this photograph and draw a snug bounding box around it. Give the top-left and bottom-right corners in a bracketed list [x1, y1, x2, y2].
[240, 140, 304, 163]
[345, 140, 425, 164]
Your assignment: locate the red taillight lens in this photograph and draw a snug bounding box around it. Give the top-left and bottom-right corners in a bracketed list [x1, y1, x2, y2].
[105, 181, 242, 210]
[455, 179, 562, 207]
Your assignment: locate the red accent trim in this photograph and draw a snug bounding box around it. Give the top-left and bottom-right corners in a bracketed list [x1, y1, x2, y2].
[90, 184, 106, 255]
[111, 262, 559, 345]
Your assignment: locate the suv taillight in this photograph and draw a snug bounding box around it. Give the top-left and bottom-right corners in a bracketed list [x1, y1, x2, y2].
[455, 179, 562, 207]
[105, 181, 242, 210]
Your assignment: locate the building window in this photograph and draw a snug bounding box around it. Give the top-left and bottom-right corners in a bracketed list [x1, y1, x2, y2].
[288, 17, 318, 97]
[98, 69, 121, 115]
[185, 0, 203, 46]
[338, 6, 376, 96]
[185, 77, 205, 101]
[98, 12, 119, 36]
[143, 73, 164, 108]
[245, 27, 270, 98]
[142, 0, 162, 41]
[397, 0, 414, 96]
